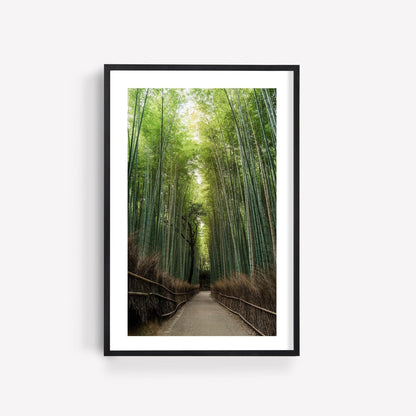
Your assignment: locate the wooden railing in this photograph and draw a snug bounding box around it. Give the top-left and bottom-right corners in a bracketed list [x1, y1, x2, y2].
[211, 290, 276, 336]
[128, 272, 199, 325]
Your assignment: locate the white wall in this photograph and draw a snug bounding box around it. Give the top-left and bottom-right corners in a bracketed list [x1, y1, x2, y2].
[0, 1, 415, 415]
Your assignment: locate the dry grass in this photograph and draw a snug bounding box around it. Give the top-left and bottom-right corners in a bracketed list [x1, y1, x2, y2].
[128, 237, 199, 335]
[211, 268, 276, 336]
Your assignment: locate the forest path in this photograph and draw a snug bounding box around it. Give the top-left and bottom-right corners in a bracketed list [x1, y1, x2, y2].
[158, 291, 256, 336]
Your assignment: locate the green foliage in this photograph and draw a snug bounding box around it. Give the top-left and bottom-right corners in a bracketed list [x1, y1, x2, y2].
[128, 88, 276, 285]
[195, 89, 276, 282]
[128, 88, 200, 283]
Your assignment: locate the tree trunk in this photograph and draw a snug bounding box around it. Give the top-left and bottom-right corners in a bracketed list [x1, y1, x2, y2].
[188, 245, 195, 284]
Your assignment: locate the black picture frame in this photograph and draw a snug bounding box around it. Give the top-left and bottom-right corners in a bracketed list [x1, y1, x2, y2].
[104, 65, 300, 356]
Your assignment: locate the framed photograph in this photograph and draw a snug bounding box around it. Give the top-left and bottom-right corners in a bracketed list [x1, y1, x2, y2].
[104, 65, 299, 356]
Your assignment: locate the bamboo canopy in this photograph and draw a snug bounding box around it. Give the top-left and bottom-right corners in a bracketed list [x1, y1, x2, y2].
[128, 88, 276, 285]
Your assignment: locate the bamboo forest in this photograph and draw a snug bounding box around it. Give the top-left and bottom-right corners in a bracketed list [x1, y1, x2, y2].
[128, 88, 277, 336]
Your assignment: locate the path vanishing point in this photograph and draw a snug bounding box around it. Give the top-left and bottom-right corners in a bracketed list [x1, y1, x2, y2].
[158, 291, 256, 336]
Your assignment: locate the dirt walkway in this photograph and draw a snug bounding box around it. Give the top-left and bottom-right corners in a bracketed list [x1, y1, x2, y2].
[158, 291, 256, 336]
